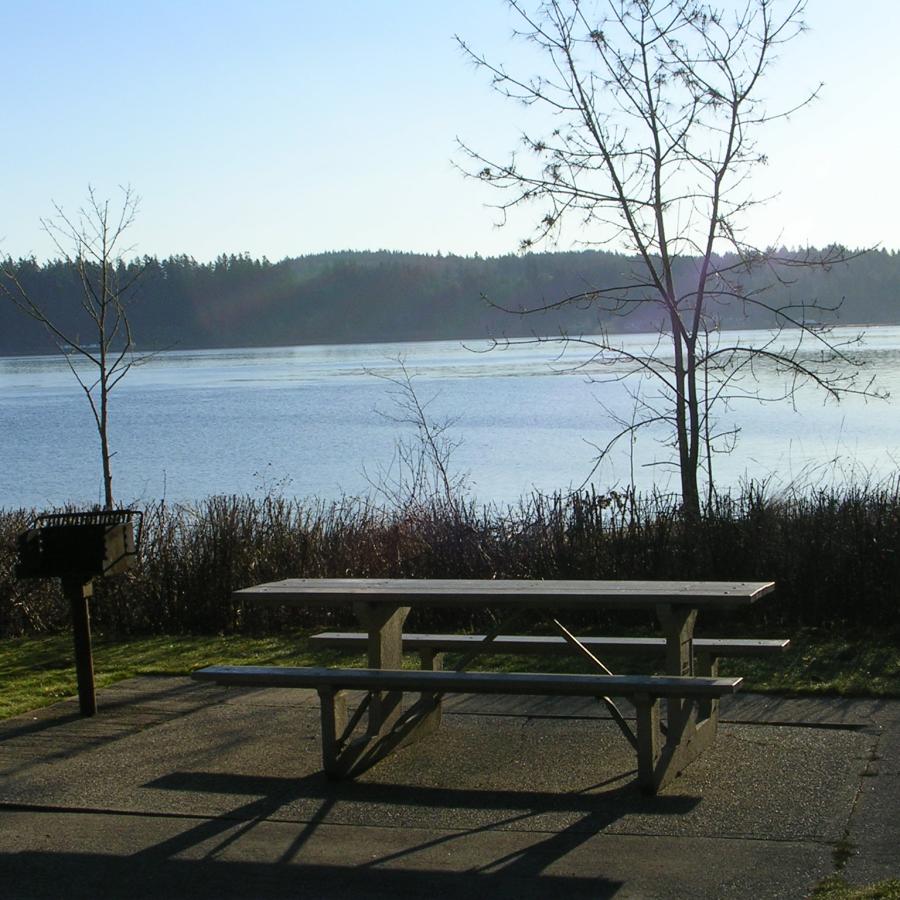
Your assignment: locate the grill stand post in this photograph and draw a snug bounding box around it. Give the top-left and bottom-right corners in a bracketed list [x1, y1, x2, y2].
[63, 576, 97, 717]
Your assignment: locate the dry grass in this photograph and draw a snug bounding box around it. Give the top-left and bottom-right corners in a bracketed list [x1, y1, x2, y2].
[2, 485, 900, 638]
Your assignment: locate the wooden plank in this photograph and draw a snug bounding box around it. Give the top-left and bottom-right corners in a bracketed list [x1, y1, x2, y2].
[64, 577, 97, 718]
[193, 665, 743, 698]
[312, 632, 791, 655]
[694, 638, 791, 654]
[235, 578, 775, 610]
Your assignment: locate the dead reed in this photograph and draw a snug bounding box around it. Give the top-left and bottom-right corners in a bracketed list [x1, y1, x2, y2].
[1, 484, 898, 637]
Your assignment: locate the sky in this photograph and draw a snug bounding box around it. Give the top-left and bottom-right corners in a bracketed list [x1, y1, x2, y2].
[4, 0, 900, 263]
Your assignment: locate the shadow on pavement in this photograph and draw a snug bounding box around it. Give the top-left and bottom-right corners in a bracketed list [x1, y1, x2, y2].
[0, 850, 624, 900]
[140, 770, 698, 882]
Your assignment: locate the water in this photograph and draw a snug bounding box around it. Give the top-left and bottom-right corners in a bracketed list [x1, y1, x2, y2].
[1, 326, 898, 510]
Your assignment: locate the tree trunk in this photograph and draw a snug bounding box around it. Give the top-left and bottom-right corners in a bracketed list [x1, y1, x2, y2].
[99, 369, 114, 510]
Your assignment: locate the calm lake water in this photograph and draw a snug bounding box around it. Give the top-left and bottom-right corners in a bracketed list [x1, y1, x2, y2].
[2, 326, 898, 510]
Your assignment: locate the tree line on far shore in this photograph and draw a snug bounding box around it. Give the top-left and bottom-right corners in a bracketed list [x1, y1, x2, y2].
[3, 246, 898, 356]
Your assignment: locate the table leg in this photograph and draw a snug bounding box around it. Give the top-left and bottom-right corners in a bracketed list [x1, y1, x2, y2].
[318, 601, 440, 778]
[655, 603, 697, 733]
[352, 601, 411, 733]
[694, 650, 721, 727]
[643, 604, 718, 790]
[655, 604, 697, 677]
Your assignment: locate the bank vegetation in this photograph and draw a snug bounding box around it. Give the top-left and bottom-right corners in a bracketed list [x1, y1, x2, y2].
[2, 485, 898, 639]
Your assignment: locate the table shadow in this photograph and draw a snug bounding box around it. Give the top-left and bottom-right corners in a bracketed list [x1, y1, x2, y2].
[136, 769, 698, 890]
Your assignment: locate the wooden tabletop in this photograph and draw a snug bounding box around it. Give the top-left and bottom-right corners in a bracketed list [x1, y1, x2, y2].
[235, 578, 775, 610]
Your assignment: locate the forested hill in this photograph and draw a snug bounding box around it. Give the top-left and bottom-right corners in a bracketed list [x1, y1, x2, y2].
[2, 247, 899, 355]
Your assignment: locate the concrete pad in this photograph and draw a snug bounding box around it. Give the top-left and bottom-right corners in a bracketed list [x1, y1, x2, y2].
[1, 676, 898, 899]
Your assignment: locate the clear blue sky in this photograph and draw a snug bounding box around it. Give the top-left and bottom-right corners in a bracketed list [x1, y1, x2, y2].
[4, 0, 899, 262]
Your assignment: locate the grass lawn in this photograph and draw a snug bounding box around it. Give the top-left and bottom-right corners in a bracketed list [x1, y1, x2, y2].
[0, 631, 338, 720]
[2, 626, 899, 721]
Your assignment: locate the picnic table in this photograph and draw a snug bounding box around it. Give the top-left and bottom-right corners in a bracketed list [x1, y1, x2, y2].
[195, 577, 778, 792]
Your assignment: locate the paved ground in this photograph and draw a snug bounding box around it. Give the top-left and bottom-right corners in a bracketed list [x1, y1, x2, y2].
[0, 677, 897, 899]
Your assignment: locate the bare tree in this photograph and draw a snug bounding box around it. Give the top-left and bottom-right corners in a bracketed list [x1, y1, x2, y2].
[2, 186, 146, 509]
[457, 0, 879, 518]
[364, 358, 469, 511]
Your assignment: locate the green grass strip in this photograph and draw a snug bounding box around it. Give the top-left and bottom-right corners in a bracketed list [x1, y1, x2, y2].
[2, 627, 899, 721]
[0, 631, 338, 720]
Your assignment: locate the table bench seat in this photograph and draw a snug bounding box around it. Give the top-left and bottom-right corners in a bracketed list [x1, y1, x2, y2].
[193, 664, 742, 792]
[311, 631, 789, 673]
[193, 663, 742, 697]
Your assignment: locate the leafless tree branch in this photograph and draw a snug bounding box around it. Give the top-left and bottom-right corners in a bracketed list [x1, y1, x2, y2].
[1, 185, 148, 508]
[458, 0, 880, 517]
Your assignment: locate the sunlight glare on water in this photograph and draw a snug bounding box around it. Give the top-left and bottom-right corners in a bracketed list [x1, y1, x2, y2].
[1, 325, 898, 510]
